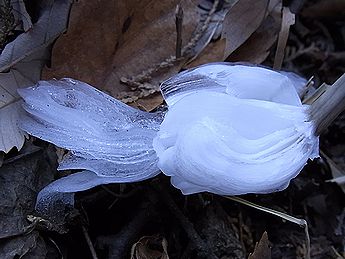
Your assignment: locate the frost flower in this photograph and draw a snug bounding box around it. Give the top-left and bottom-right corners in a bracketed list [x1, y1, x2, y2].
[18, 63, 319, 215]
[153, 63, 319, 195]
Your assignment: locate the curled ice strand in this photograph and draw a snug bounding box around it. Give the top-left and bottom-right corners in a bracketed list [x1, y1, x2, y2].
[18, 63, 319, 216]
[18, 78, 163, 178]
[18, 78, 163, 216]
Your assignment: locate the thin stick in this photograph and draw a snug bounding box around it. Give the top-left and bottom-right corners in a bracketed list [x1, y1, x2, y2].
[82, 225, 99, 259]
[309, 73, 345, 135]
[224, 196, 310, 259]
[273, 7, 295, 70]
[303, 82, 328, 105]
[175, 5, 183, 58]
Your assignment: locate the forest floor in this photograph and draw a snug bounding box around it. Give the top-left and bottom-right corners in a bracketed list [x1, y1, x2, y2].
[0, 0, 344, 258]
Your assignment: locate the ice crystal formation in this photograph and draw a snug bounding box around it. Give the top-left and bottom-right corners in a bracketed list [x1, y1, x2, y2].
[18, 63, 319, 216]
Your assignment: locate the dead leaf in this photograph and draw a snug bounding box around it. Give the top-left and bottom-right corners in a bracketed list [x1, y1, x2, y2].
[222, 0, 269, 58]
[228, 0, 282, 64]
[185, 38, 226, 68]
[184, 0, 237, 65]
[0, 148, 55, 258]
[0, 0, 71, 71]
[131, 235, 169, 259]
[43, 0, 199, 96]
[133, 92, 164, 112]
[187, 0, 282, 66]
[0, 102, 26, 153]
[42, 0, 120, 91]
[0, 0, 72, 153]
[248, 231, 271, 259]
[273, 7, 295, 70]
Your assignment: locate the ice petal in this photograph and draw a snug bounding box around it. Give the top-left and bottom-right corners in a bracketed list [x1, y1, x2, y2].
[160, 62, 305, 106]
[154, 90, 319, 195]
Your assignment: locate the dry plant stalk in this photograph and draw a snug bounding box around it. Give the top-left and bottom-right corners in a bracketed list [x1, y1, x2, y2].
[224, 196, 311, 259]
[273, 7, 295, 70]
[175, 5, 184, 58]
[309, 74, 345, 135]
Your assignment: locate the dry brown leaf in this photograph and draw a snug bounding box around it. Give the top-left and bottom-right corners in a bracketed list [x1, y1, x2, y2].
[42, 0, 200, 98]
[0, 0, 71, 153]
[273, 7, 295, 70]
[133, 93, 164, 112]
[221, 0, 269, 59]
[228, 0, 282, 64]
[42, 0, 120, 90]
[248, 231, 271, 259]
[188, 0, 282, 66]
[183, 0, 237, 64]
[185, 38, 226, 68]
[130, 235, 169, 259]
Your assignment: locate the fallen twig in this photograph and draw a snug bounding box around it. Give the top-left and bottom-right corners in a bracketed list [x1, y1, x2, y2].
[273, 7, 295, 70]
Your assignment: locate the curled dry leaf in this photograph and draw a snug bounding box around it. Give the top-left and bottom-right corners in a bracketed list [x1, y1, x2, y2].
[188, 0, 282, 66]
[221, 0, 269, 58]
[228, 0, 282, 64]
[0, 0, 72, 153]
